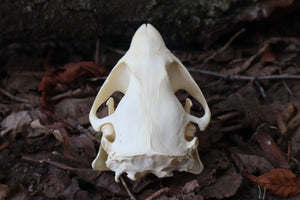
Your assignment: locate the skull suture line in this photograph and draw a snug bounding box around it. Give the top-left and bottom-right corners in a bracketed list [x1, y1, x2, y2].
[89, 24, 211, 182]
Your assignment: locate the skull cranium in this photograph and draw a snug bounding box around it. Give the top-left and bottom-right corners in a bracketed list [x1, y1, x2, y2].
[89, 24, 211, 182]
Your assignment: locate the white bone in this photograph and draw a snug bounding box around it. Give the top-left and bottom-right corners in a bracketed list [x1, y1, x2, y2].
[90, 24, 211, 182]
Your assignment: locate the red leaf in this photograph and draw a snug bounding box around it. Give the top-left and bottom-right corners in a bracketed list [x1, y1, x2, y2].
[242, 168, 300, 197]
[38, 62, 108, 110]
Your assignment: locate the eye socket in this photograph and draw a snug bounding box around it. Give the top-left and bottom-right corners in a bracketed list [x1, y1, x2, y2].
[175, 90, 205, 118]
[96, 91, 125, 119]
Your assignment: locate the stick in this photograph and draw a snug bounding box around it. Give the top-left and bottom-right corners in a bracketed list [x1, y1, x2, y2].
[0, 88, 30, 103]
[188, 68, 300, 81]
[239, 44, 268, 73]
[120, 176, 136, 200]
[200, 28, 245, 68]
[145, 187, 170, 200]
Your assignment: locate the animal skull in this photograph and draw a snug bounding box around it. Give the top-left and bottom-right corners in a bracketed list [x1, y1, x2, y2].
[89, 24, 211, 182]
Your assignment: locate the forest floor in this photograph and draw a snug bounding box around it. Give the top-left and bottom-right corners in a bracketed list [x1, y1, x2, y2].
[0, 26, 300, 200]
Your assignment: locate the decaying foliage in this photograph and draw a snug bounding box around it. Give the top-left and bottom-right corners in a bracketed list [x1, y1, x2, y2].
[1, 10, 300, 200]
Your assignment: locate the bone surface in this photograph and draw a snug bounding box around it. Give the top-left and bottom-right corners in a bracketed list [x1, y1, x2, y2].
[89, 24, 211, 182]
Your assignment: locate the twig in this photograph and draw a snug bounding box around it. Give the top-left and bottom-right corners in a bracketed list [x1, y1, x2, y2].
[217, 112, 242, 122]
[200, 28, 245, 68]
[145, 187, 170, 200]
[254, 80, 267, 99]
[106, 46, 126, 55]
[120, 175, 136, 200]
[51, 87, 96, 102]
[239, 36, 300, 74]
[0, 142, 10, 150]
[22, 155, 44, 164]
[239, 44, 268, 73]
[281, 80, 293, 95]
[0, 88, 30, 103]
[222, 123, 246, 132]
[188, 68, 300, 81]
[40, 109, 74, 130]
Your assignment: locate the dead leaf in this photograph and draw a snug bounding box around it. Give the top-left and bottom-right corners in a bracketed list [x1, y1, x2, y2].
[214, 85, 284, 128]
[181, 180, 200, 193]
[0, 142, 10, 150]
[231, 153, 274, 174]
[4, 184, 30, 200]
[62, 134, 96, 167]
[0, 110, 47, 138]
[132, 175, 157, 193]
[2, 73, 42, 94]
[31, 138, 127, 197]
[260, 46, 276, 62]
[253, 124, 289, 169]
[28, 119, 52, 138]
[60, 178, 80, 199]
[43, 167, 72, 199]
[286, 114, 300, 136]
[291, 126, 300, 158]
[38, 61, 108, 110]
[239, 44, 269, 73]
[169, 193, 204, 200]
[0, 184, 9, 199]
[278, 103, 297, 135]
[46, 159, 127, 196]
[200, 166, 242, 199]
[197, 150, 231, 187]
[33, 121, 67, 144]
[242, 168, 300, 197]
[54, 97, 94, 126]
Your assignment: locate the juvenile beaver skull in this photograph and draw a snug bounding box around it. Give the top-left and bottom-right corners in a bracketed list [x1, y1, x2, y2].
[89, 24, 211, 182]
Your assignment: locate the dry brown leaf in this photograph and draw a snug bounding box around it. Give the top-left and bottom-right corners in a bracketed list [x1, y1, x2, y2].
[197, 150, 231, 187]
[291, 126, 300, 158]
[38, 62, 108, 110]
[242, 168, 300, 197]
[278, 103, 296, 135]
[253, 124, 289, 169]
[287, 114, 300, 136]
[0, 184, 9, 199]
[231, 153, 274, 174]
[62, 134, 96, 167]
[200, 166, 242, 199]
[54, 97, 94, 126]
[0, 142, 10, 150]
[181, 180, 200, 193]
[1, 184, 30, 200]
[260, 46, 276, 62]
[132, 176, 156, 193]
[43, 155, 127, 197]
[43, 167, 72, 199]
[0, 110, 47, 138]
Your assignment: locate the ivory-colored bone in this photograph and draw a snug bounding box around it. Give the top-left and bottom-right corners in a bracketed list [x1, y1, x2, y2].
[90, 24, 211, 182]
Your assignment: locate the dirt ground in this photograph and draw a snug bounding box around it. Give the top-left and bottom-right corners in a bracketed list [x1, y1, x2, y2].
[0, 24, 300, 200]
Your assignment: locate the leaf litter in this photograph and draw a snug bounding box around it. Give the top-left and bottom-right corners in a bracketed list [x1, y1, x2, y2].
[242, 168, 300, 197]
[0, 18, 300, 200]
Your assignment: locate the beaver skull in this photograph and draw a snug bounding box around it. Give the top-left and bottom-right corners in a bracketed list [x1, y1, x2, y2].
[89, 24, 211, 182]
